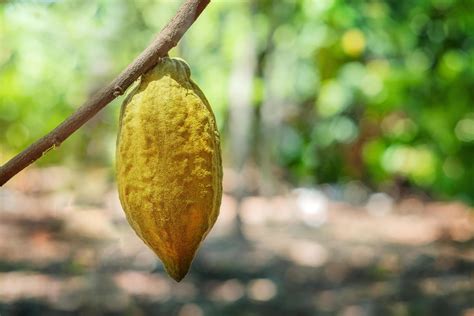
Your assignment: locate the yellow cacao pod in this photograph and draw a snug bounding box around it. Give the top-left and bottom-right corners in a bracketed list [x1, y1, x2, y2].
[116, 57, 222, 281]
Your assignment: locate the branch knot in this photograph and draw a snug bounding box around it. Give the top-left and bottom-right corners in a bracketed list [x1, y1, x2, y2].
[113, 85, 124, 97]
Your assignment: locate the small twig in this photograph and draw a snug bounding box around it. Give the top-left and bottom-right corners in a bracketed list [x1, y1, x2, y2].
[0, 0, 210, 186]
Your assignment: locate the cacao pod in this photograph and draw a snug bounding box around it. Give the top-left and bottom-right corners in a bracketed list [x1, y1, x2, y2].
[116, 57, 222, 281]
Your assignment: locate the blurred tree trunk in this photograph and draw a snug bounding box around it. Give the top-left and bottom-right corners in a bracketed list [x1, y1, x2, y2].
[258, 20, 283, 196]
[228, 31, 257, 241]
[259, 56, 282, 196]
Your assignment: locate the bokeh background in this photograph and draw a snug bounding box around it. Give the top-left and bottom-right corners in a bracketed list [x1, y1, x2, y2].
[1, 0, 473, 315]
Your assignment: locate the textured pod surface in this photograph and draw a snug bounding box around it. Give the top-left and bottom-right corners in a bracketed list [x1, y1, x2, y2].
[116, 57, 222, 281]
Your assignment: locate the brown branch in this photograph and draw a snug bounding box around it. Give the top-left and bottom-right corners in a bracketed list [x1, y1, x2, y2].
[0, 0, 211, 186]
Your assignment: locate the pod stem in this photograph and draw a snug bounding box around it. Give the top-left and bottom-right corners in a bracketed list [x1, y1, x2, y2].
[0, 0, 211, 186]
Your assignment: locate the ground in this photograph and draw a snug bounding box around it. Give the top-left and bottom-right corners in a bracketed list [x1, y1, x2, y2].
[0, 167, 473, 316]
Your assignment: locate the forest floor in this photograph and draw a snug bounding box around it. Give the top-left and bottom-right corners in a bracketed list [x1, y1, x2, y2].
[0, 167, 473, 316]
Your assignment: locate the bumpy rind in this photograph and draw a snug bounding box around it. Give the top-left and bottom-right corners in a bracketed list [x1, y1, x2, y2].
[116, 57, 222, 281]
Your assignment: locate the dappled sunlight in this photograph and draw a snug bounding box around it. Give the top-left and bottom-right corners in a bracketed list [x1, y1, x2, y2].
[247, 279, 277, 302]
[208, 279, 245, 303]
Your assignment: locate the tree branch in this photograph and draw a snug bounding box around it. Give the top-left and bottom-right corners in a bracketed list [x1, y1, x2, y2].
[0, 0, 211, 186]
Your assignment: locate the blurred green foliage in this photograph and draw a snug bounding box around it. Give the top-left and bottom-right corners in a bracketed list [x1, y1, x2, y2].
[0, 0, 473, 203]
